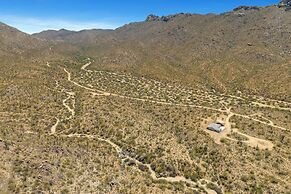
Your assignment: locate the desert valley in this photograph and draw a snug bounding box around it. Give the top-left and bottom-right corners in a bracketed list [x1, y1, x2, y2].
[0, 1, 290, 193]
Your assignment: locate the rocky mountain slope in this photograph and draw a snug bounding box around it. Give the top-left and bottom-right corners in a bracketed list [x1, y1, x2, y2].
[32, 28, 113, 43]
[32, 4, 291, 99]
[3, 1, 291, 99]
[279, 0, 291, 10]
[33, 29, 75, 41]
[0, 22, 47, 56]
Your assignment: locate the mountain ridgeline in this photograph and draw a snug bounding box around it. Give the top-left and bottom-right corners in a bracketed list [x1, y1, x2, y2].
[2, 1, 291, 100]
[0, 22, 47, 56]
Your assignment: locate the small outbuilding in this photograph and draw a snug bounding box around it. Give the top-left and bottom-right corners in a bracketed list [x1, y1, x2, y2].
[207, 123, 225, 133]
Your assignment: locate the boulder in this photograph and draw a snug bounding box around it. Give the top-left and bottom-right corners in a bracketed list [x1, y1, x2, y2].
[146, 14, 160, 22]
[278, 0, 291, 7]
[161, 16, 171, 22]
[278, 0, 291, 10]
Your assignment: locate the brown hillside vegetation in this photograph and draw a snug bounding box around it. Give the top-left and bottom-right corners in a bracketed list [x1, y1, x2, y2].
[0, 1, 291, 194]
[0, 22, 48, 56]
[32, 5, 291, 100]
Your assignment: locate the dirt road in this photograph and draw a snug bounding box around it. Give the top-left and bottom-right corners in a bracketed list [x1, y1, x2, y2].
[60, 133, 219, 193]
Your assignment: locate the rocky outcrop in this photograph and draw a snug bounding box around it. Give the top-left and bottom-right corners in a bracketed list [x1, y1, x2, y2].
[146, 14, 160, 22]
[278, 0, 291, 6]
[146, 13, 192, 22]
[278, 0, 291, 10]
[233, 6, 261, 11]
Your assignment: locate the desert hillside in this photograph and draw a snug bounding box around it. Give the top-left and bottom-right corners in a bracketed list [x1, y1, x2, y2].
[32, 5, 291, 99]
[0, 1, 290, 194]
[0, 22, 48, 56]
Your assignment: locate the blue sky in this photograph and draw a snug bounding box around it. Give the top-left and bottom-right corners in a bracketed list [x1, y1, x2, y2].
[0, 0, 278, 34]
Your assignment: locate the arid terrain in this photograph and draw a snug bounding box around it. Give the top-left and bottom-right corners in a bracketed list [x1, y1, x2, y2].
[0, 1, 291, 194]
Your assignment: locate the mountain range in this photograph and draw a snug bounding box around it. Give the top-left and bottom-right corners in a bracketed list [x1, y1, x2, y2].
[1, 1, 291, 100]
[1, 1, 291, 193]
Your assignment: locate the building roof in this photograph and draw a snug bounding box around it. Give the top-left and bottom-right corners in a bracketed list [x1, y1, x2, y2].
[215, 120, 225, 126]
[207, 123, 224, 132]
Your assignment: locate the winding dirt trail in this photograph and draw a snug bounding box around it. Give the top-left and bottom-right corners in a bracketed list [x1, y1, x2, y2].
[62, 91, 76, 120]
[34, 59, 290, 192]
[50, 118, 60, 134]
[206, 108, 274, 150]
[49, 92, 75, 134]
[23, 130, 221, 193]
[75, 58, 291, 124]
[44, 61, 220, 192]
[81, 59, 93, 72]
[65, 66, 289, 132]
[62, 60, 286, 151]
[59, 133, 218, 193]
[64, 68, 96, 92]
[65, 68, 225, 113]
[226, 94, 291, 112]
[49, 79, 76, 134]
[251, 101, 291, 112]
[73, 59, 291, 131]
[251, 94, 291, 106]
[236, 130, 274, 150]
[259, 115, 274, 125]
[233, 112, 288, 131]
